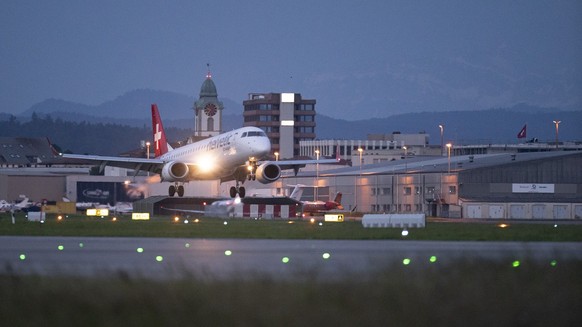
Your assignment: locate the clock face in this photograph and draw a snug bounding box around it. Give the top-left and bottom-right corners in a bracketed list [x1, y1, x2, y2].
[204, 103, 217, 116]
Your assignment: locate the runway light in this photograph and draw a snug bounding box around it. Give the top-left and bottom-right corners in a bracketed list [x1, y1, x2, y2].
[194, 219, 200, 223]
[57, 245, 64, 251]
[554, 224, 558, 228]
[57, 215, 63, 221]
[512, 260, 520, 268]
[318, 222, 323, 226]
[156, 256, 163, 262]
[429, 256, 437, 263]
[223, 221, 228, 226]
[137, 247, 144, 253]
[174, 217, 180, 222]
[402, 258, 411, 265]
[401, 229, 409, 236]
[282, 257, 290, 264]
[79, 243, 84, 248]
[287, 221, 294, 224]
[550, 260, 558, 267]
[498, 223, 509, 228]
[185, 243, 190, 248]
[19, 254, 26, 261]
[322, 253, 331, 260]
[310, 218, 315, 224]
[184, 219, 189, 224]
[112, 217, 117, 222]
[224, 250, 232, 256]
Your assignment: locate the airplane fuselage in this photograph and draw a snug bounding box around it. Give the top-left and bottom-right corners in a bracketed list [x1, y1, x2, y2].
[157, 126, 271, 181]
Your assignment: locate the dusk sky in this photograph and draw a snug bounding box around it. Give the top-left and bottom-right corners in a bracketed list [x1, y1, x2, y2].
[2, 0, 581, 120]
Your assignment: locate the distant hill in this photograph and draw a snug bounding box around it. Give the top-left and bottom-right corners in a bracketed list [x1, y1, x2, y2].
[2, 89, 581, 146]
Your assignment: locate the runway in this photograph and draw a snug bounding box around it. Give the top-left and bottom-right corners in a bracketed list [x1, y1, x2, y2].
[1, 236, 581, 279]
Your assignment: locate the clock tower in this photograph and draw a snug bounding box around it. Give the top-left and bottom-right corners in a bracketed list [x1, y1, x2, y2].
[194, 69, 224, 137]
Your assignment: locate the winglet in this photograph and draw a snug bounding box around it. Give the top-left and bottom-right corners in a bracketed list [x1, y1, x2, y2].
[151, 104, 169, 157]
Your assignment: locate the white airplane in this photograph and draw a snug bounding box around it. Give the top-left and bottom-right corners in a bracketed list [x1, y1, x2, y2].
[63, 104, 339, 198]
[0, 197, 31, 212]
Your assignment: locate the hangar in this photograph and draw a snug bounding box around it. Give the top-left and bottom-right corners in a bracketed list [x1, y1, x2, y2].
[273, 151, 582, 219]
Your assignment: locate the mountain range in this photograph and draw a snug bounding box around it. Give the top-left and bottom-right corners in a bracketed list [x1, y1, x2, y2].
[1, 89, 581, 145]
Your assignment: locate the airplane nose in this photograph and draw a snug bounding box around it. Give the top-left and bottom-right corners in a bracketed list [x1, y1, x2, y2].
[259, 138, 271, 156]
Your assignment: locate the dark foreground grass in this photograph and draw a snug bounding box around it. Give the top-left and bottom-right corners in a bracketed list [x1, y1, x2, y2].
[1, 212, 582, 241]
[1, 261, 581, 327]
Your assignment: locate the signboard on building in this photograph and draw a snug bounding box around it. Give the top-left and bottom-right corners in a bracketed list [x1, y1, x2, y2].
[512, 184, 555, 193]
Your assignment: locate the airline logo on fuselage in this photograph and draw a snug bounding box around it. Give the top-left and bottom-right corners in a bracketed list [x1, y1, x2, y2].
[208, 134, 233, 151]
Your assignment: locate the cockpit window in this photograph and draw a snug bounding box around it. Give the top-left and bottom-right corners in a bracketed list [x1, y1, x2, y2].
[241, 131, 266, 138]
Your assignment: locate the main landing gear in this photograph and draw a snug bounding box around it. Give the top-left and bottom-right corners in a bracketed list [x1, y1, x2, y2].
[168, 183, 185, 197]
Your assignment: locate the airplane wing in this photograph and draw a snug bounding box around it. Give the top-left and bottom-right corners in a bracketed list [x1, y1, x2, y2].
[268, 158, 341, 175]
[62, 154, 165, 174]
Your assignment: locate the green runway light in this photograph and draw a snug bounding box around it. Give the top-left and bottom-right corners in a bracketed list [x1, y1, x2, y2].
[550, 260, 558, 267]
[282, 257, 290, 264]
[512, 260, 520, 268]
[137, 247, 144, 253]
[402, 258, 411, 265]
[224, 250, 232, 256]
[79, 243, 84, 248]
[429, 256, 437, 263]
[57, 245, 64, 251]
[322, 253, 331, 260]
[156, 256, 163, 262]
[19, 254, 26, 261]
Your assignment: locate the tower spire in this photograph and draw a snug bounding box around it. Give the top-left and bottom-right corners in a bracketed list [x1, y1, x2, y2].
[206, 63, 211, 79]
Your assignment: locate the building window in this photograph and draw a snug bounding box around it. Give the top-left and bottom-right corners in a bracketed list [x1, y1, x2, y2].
[415, 186, 421, 195]
[405, 204, 412, 212]
[448, 186, 457, 194]
[426, 186, 435, 194]
[403, 187, 412, 195]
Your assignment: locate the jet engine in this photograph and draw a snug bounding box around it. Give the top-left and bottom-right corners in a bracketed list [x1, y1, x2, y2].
[255, 162, 281, 184]
[160, 161, 189, 181]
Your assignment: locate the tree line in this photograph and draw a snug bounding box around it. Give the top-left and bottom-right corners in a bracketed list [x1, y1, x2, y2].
[0, 113, 192, 155]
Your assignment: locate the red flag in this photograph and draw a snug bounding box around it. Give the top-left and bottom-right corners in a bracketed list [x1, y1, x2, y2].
[517, 124, 527, 139]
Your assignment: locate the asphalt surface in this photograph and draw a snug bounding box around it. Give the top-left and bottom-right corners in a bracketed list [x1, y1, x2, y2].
[1, 236, 581, 280]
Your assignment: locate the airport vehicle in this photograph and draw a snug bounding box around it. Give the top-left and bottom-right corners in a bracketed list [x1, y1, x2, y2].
[301, 192, 344, 216]
[63, 104, 338, 198]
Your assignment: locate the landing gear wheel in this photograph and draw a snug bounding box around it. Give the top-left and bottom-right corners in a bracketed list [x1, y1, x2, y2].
[169, 185, 176, 197]
[230, 186, 237, 198]
[239, 186, 246, 198]
[177, 185, 184, 197]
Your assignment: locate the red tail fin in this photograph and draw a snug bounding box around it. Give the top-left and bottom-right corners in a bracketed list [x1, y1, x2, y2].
[151, 104, 169, 157]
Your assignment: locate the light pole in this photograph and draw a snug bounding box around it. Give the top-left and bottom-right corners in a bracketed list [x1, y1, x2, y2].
[357, 147, 363, 211]
[553, 120, 561, 150]
[315, 149, 320, 201]
[146, 142, 151, 176]
[403, 146, 407, 157]
[446, 143, 452, 174]
[438, 124, 444, 156]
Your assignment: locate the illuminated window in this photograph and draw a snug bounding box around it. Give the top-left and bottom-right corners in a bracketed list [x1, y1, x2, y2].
[403, 187, 412, 195]
[449, 186, 457, 194]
